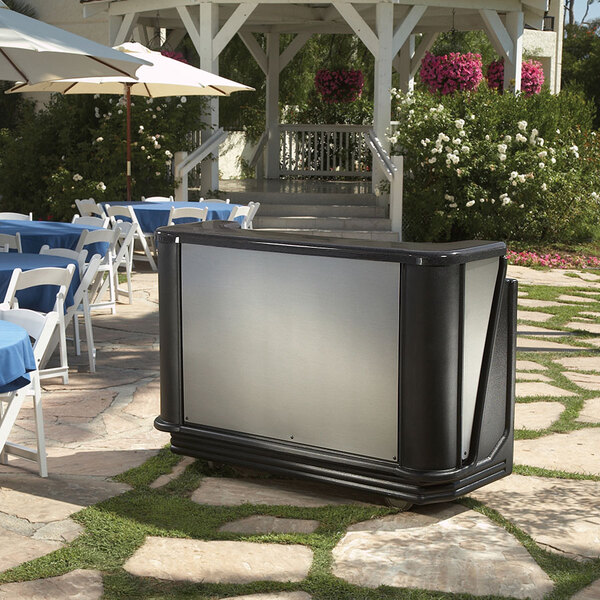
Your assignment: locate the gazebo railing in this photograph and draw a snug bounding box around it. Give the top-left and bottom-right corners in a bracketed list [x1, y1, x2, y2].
[279, 124, 372, 178]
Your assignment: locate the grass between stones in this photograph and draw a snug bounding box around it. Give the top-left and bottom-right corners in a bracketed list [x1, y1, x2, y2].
[1, 281, 600, 598]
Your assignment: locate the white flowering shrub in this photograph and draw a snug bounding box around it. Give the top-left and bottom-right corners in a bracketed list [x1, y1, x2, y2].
[389, 87, 600, 243]
[0, 93, 204, 220]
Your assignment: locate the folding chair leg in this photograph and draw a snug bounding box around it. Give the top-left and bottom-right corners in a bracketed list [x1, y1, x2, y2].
[58, 317, 69, 385]
[82, 297, 96, 373]
[73, 315, 81, 356]
[31, 380, 47, 477]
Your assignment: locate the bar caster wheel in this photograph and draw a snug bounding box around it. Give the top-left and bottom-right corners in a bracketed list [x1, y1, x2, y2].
[384, 497, 413, 511]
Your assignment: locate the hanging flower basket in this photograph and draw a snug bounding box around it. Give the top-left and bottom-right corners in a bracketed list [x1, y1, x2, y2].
[420, 51, 483, 95]
[486, 58, 544, 96]
[314, 69, 364, 104]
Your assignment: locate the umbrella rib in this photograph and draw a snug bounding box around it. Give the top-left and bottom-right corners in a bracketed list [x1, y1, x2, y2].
[208, 86, 228, 96]
[90, 56, 137, 79]
[0, 48, 28, 82]
[143, 82, 152, 97]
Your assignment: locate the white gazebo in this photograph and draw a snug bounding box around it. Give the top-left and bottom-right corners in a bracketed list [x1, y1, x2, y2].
[78, 0, 561, 195]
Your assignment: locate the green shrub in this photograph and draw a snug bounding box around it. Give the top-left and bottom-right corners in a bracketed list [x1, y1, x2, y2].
[389, 87, 600, 243]
[0, 93, 205, 221]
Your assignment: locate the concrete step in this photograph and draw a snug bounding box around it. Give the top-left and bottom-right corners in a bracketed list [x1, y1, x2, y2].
[256, 228, 400, 242]
[254, 216, 392, 231]
[224, 191, 378, 206]
[257, 204, 386, 218]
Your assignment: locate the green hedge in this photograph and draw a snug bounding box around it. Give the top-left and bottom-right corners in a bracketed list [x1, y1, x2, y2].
[390, 87, 600, 243]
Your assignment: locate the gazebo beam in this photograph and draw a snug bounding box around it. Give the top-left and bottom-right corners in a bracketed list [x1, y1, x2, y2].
[479, 9, 512, 60]
[279, 33, 312, 72]
[109, 12, 138, 45]
[239, 31, 267, 74]
[265, 32, 280, 178]
[332, 2, 379, 57]
[392, 5, 427, 55]
[213, 3, 258, 56]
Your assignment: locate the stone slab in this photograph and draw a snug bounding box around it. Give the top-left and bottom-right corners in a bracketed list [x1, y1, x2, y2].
[580, 311, 600, 318]
[507, 266, 600, 288]
[470, 474, 600, 560]
[191, 477, 376, 507]
[563, 371, 600, 391]
[515, 402, 564, 430]
[518, 298, 565, 308]
[515, 428, 600, 476]
[558, 295, 596, 304]
[331, 505, 553, 599]
[517, 338, 581, 351]
[555, 356, 600, 371]
[577, 398, 600, 423]
[517, 310, 553, 322]
[516, 361, 548, 371]
[150, 457, 195, 489]
[0, 528, 61, 571]
[123, 537, 313, 583]
[516, 382, 576, 398]
[219, 515, 320, 534]
[566, 321, 600, 334]
[518, 325, 571, 334]
[572, 579, 600, 600]
[226, 594, 311, 600]
[0, 569, 103, 599]
[0, 474, 130, 522]
[516, 373, 552, 382]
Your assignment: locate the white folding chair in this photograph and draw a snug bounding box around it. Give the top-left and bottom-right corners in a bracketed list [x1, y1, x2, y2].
[0, 244, 7, 253]
[0, 212, 32, 221]
[39, 245, 88, 274]
[201, 197, 230, 203]
[72, 214, 110, 228]
[0, 308, 59, 477]
[76, 227, 120, 314]
[75, 198, 106, 218]
[227, 205, 253, 229]
[66, 254, 103, 373]
[0, 232, 22, 253]
[167, 206, 208, 226]
[141, 195, 173, 202]
[3, 265, 75, 384]
[105, 221, 136, 305]
[104, 204, 157, 271]
[246, 201, 260, 229]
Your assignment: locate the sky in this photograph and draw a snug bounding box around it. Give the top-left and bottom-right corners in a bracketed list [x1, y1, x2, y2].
[574, 1, 600, 22]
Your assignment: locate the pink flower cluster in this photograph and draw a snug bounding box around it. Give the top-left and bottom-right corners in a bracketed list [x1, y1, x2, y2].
[507, 250, 600, 269]
[486, 59, 544, 96]
[314, 69, 364, 104]
[161, 50, 188, 64]
[420, 51, 483, 95]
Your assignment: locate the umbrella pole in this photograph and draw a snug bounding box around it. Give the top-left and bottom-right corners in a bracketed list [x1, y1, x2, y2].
[126, 83, 132, 203]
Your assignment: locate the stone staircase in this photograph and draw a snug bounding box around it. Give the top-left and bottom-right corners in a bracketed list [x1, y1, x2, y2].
[220, 181, 398, 242]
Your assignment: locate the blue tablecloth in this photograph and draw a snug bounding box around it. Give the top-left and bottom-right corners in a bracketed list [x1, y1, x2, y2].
[0, 319, 36, 393]
[0, 220, 108, 257]
[101, 201, 237, 233]
[0, 254, 81, 313]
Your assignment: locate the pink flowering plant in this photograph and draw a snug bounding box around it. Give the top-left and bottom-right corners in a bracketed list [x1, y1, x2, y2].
[487, 58, 545, 96]
[420, 51, 483, 94]
[388, 87, 600, 243]
[507, 250, 600, 269]
[314, 69, 364, 104]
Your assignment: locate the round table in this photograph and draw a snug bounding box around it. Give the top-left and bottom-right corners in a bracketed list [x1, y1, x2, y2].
[101, 201, 237, 233]
[0, 319, 36, 393]
[0, 220, 108, 256]
[0, 253, 81, 313]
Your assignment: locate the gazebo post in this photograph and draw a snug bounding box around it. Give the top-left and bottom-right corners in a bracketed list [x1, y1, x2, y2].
[504, 12, 524, 93]
[265, 32, 280, 179]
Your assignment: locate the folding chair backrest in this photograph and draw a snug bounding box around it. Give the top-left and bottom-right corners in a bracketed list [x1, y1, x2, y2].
[167, 206, 208, 226]
[0, 308, 59, 365]
[112, 221, 137, 265]
[227, 205, 252, 229]
[39, 245, 88, 274]
[72, 215, 110, 228]
[247, 201, 260, 229]
[0, 243, 8, 253]
[3, 265, 75, 314]
[202, 197, 230, 203]
[141, 195, 173, 202]
[104, 204, 138, 225]
[75, 227, 120, 258]
[75, 198, 106, 218]
[0, 212, 32, 221]
[65, 254, 102, 319]
[0, 232, 22, 252]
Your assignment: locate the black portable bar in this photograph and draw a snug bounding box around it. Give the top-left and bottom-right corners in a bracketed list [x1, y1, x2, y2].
[155, 221, 516, 504]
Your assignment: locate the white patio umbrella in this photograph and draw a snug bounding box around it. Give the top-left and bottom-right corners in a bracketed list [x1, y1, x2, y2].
[8, 42, 254, 201]
[0, 1, 148, 82]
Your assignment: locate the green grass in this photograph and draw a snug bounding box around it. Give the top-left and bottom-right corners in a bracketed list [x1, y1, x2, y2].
[1, 278, 600, 598]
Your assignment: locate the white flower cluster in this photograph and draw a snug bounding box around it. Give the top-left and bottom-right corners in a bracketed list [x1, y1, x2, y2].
[72, 173, 83, 182]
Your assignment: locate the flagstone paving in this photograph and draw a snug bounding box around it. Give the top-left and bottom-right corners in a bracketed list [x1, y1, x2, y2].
[0, 265, 599, 598]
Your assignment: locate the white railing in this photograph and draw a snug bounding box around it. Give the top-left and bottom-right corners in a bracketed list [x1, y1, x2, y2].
[279, 124, 372, 178]
[364, 129, 404, 239]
